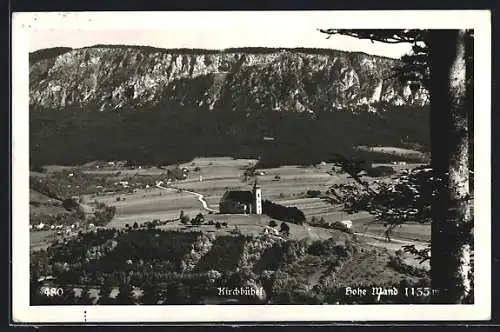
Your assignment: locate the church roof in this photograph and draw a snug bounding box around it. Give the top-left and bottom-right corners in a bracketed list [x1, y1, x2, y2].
[223, 190, 253, 203]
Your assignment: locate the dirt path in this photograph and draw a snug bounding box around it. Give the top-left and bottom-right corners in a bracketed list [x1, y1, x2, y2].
[157, 185, 218, 213]
[354, 232, 429, 249]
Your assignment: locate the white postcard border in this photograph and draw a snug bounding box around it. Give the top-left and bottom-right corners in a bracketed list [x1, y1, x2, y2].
[12, 10, 491, 323]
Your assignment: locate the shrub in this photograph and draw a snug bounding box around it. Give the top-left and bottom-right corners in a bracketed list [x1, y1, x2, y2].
[194, 213, 205, 223]
[306, 190, 321, 198]
[90, 205, 116, 226]
[307, 239, 350, 258]
[62, 198, 79, 211]
[191, 218, 203, 226]
[280, 222, 290, 235]
[230, 227, 241, 235]
[387, 256, 429, 277]
[180, 212, 190, 225]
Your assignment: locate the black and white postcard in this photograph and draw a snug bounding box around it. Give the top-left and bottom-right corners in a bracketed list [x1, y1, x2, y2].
[11, 10, 491, 323]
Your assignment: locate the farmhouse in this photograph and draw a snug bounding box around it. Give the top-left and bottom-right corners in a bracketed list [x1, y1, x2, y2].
[219, 183, 262, 215]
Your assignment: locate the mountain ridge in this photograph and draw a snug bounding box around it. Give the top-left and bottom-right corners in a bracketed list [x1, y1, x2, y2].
[29, 45, 429, 112]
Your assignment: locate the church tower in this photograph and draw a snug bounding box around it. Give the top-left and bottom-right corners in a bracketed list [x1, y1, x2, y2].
[253, 181, 262, 215]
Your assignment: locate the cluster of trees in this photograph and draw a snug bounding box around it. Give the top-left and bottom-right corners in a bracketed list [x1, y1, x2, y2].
[268, 220, 290, 236]
[262, 200, 306, 224]
[61, 198, 80, 211]
[89, 204, 116, 226]
[307, 239, 352, 257]
[194, 236, 247, 272]
[309, 216, 327, 226]
[31, 227, 436, 305]
[166, 167, 188, 181]
[180, 212, 205, 225]
[305, 190, 322, 198]
[129, 218, 178, 230]
[178, 212, 225, 228]
[30, 171, 109, 198]
[30, 101, 429, 168]
[90, 230, 202, 274]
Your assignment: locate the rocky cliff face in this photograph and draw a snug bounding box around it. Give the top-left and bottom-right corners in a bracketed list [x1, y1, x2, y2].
[29, 45, 429, 112]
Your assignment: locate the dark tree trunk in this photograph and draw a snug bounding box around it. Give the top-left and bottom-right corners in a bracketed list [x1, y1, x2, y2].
[466, 31, 474, 191]
[428, 30, 472, 303]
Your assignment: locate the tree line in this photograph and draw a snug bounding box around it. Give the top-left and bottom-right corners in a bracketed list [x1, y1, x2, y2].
[262, 200, 306, 225]
[30, 102, 429, 168]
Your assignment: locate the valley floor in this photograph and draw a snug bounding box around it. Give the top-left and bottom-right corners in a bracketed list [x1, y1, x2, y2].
[89, 157, 429, 242]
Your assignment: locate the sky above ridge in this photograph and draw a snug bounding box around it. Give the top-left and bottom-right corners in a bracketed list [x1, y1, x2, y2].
[30, 28, 413, 59]
[25, 12, 417, 59]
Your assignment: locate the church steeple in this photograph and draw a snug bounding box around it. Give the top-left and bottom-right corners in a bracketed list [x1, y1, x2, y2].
[252, 179, 262, 215]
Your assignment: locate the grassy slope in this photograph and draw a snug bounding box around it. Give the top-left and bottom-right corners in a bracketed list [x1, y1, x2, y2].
[30, 189, 67, 217]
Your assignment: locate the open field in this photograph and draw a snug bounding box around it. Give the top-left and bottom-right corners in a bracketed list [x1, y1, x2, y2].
[352, 217, 430, 242]
[40, 165, 77, 173]
[356, 145, 428, 160]
[29, 189, 68, 218]
[78, 157, 430, 241]
[84, 159, 359, 227]
[143, 213, 352, 242]
[179, 157, 258, 168]
[30, 230, 56, 252]
[31, 157, 430, 258]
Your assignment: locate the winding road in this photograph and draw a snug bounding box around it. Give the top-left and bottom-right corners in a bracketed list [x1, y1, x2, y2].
[354, 232, 429, 248]
[156, 184, 218, 213]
